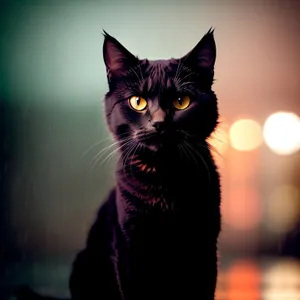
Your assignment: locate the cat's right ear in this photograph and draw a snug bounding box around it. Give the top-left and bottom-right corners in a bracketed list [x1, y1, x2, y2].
[180, 28, 216, 74]
[102, 31, 138, 81]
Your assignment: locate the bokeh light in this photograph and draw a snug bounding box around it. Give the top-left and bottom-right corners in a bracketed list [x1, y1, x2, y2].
[229, 119, 263, 151]
[262, 259, 300, 300]
[265, 185, 300, 235]
[263, 112, 300, 155]
[226, 260, 261, 300]
[216, 259, 300, 300]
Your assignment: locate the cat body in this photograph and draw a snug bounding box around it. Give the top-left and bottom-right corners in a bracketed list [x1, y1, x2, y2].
[16, 29, 221, 300]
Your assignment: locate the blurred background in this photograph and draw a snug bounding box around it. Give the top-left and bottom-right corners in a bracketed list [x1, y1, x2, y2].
[1, 0, 300, 299]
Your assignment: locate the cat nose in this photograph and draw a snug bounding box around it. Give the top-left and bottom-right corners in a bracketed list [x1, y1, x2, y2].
[150, 108, 166, 134]
[151, 121, 165, 134]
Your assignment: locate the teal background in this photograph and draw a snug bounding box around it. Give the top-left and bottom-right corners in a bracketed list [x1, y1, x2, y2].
[1, 0, 238, 260]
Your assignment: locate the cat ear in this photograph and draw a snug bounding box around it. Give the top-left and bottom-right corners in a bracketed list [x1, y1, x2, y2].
[181, 28, 216, 73]
[102, 30, 138, 80]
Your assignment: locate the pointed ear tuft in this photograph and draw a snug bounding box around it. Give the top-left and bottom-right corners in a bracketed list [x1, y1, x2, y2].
[207, 27, 215, 36]
[102, 31, 138, 80]
[102, 29, 110, 38]
[181, 28, 216, 72]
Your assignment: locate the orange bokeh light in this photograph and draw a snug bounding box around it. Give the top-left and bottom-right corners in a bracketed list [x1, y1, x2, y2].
[227, 260, 261, 300]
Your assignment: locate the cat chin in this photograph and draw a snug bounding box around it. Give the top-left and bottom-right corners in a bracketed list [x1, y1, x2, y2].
[144, 143, 169, 153]
[146, 144, 160, 152]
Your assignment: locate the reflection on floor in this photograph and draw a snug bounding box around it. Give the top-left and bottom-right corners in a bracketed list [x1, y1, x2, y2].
[1, 257, 300, 299]
[216, 257, 300, 300]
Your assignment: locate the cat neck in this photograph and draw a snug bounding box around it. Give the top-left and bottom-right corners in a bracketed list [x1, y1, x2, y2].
[114, 146, 219, 237]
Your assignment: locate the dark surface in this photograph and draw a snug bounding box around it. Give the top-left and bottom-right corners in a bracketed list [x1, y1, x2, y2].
[1, 256, 300, 300]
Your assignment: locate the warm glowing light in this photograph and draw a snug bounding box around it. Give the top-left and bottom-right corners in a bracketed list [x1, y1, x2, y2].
[226, 260, 260, 300]
[265, 185, 300, 234]
[263, 259, 300, 300]
[263, 112, 300, 155]
[229, 119, 263, 151]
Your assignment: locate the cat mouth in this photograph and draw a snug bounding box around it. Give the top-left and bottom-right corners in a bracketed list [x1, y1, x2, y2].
[131, 159, 157, 173]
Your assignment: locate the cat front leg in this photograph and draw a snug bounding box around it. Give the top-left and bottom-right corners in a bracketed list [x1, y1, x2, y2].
[69, 249, 121, 300]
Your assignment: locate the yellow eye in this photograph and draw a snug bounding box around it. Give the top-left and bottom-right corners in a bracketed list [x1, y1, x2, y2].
[173, 95, 191, 110]
[128, 96, 147, 111]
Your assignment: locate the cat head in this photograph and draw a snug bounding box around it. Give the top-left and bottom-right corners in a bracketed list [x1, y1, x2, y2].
[102, 29, 218, 155]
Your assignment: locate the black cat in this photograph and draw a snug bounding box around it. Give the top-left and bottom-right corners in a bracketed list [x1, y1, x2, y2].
[16, 29, 221, 300]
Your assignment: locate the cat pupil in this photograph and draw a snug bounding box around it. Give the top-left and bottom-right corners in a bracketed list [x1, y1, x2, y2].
[178, 97, 182, 105]
[136, 97, 140, 106]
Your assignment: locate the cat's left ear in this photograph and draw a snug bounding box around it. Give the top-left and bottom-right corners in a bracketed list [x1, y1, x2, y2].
[102, 30, 138, 81]
[181, 28, 216, 73]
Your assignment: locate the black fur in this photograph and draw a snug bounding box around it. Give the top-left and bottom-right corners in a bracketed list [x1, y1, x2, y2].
[15, 29, 221, 300]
